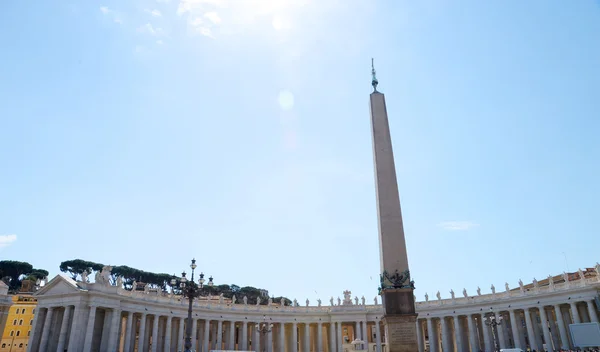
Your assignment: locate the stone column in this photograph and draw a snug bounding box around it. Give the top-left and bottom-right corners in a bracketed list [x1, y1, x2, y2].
[508, 310, 521, 349]
[254, 322, 260, 352]
[316, 322, 323, 352]
[216, 320, 223, 350]
[553, 305, 569, 350]
[107, 308, 122, 351]
[415, 320, 424, 352]
[204, 319, 211, 352]
[227, 321, 235, 350]
[38, 307, 55, 352]
[480, 314, 492, 352]
[134, 313, 148, 352]
[292, 322, 299, 352]
[178, 318, 185, 352]
[149, 315, 159, 352]
[164, 316, 172, 352]
[82, 306, 98, 352]
[570, 302, 581, 323]
[280, 323, 286, 352]
[453, 315, 464, 352]
[66, 305, 83, 352]
[189, 318, 197, 350]
[123, 312, 134, 352]
[304, 323, 310, 352]
[327, 323, 334, 352]
[524, 308, 538, 351]
[538, 306, 552, 351]
[439, 317, 450, 352]
[375, 321, 382, 352]
[240, 321, 247, 350]
[56, 306, 72, 352]
[587, 300, 599, 323]
[466, 315, 477, 352]
[336, 322, 342, 352]
[426, 318, 436, 352]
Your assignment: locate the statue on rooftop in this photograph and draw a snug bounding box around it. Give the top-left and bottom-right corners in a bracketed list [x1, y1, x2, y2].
[477, 286, 481, 296]
[80, 271, 88, 283]
[425, 293, 429, 302]
[518, 279, 524, 293]
[462, 288, 468, 298]
[361, 296, 365, 305]
[337, 297, 341, 306]
[243, 296, 248, 305]
[354, 296, 359, 305]
[306, 299, 310, 307]
[232, 295, 237, 304]
[256, 296, 261, 305]
[436, 291, 441, 301]
[374, 296, 378, 305]
[330, 297, 334, 306]
[317, 298, 322, 307]
[491, 284, 496, 294]
[219, 293, 224, 304]
[548, 275, 554, 290]
[505, 282, 510, 292]
[450, 289, 455, 299]
[268, 297, 273, 306]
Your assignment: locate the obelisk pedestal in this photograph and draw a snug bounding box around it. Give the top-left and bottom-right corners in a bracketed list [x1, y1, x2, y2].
[369, 60, 418, 352]
[381, 289, 418, 352]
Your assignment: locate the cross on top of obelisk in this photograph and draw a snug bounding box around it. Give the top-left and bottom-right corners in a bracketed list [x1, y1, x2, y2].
[371, 58, 379, 92]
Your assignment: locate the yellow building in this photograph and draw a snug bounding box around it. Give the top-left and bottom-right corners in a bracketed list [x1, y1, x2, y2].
[0, 295, 37, 352]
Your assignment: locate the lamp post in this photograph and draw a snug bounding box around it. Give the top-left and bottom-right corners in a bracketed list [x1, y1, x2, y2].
[484, 309, 503, 352]
[170, 259, 214, 352]
[256, 315, 273, 352]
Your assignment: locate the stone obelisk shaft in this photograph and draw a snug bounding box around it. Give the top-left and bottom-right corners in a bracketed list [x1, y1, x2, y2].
[369, 91, 410, 277]
[369, 61, 418, 352]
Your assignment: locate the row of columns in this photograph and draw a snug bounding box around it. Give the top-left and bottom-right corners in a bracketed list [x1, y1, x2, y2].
[417, 299, 599, 352]
[28, 304, 387, 352]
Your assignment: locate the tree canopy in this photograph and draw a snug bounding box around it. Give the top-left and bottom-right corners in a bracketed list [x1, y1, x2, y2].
[58, 258, 291, 304]
[0, 260, 49, 291]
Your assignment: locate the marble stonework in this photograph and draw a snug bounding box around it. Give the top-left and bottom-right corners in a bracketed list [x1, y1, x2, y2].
[16, 267, 600, 352]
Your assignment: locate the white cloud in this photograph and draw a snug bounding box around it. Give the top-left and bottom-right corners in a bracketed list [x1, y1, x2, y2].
[100, 6, 110, 14]
[137, 23, 165, 36]
[438, 221, 479, 231]
[0, 234, 17, 248]
[177, 0, 309, 38]
[204, 11, 221, 24]
[145, 9, 163, 17]
[156, 40, 164, 45]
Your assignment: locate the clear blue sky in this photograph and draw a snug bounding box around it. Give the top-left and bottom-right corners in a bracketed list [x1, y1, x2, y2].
[1, 0, 600, 304]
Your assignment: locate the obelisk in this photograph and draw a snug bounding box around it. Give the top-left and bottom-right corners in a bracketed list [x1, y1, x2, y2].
[369, 59, 418, 352]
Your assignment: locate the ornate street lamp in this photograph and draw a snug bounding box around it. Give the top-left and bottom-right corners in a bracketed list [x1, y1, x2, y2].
[484, 309, 503, 352]
[256, 315, 273, 352]
[170, 259, 214, 352]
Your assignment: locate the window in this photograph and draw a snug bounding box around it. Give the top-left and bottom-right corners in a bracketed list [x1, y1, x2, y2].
[13, 319, 17, 325]
[19, 344, 23, 348]
[1, 343, 5, 348]
[19, 320, 23, 325]
[16, 331, 20, 337]
[27, 330, 30, 336]
[9, 330, 14, 336]
[21, 308, 26, 314]
[15, 308, 19, 314]
[30, 320, 33, 325]
[32, 309, 35, 314]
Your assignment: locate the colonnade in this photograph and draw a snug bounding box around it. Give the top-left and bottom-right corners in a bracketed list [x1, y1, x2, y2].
[28, 304, 387, 352]
[417, 299, 599, 352]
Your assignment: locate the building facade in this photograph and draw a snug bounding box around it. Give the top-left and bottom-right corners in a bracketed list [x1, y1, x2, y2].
[21, 265, 600, 352]
[0, 294, 38, 352]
